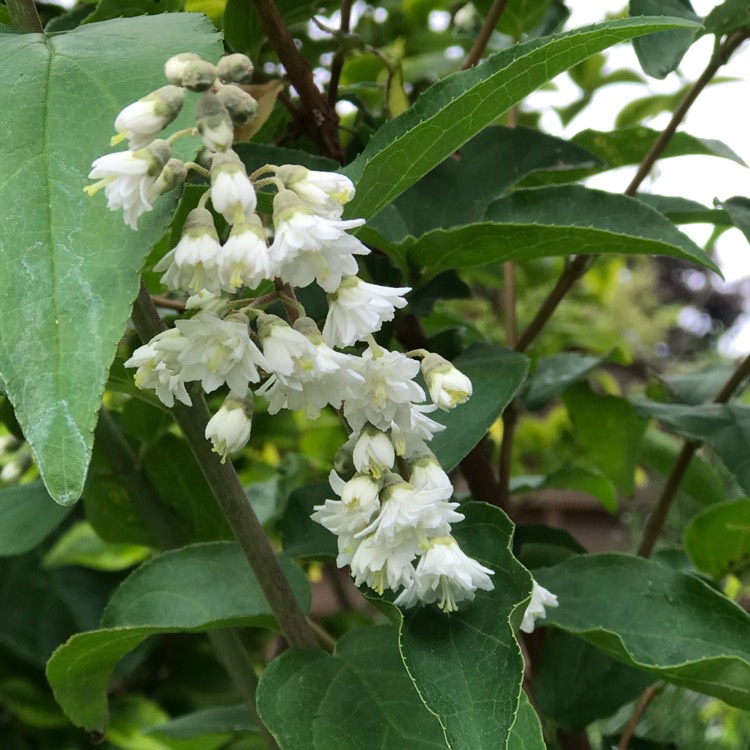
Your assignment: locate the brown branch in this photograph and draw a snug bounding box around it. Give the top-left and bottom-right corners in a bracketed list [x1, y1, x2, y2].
[327, 0, 353, 107]
[462, 0, 510, 69]
[497, 407, 516, 509]
[151, 294, 186, 312]
[617, 685, 659, 750]
[250, 0, 342, 161]
[6, 0, 43, 33]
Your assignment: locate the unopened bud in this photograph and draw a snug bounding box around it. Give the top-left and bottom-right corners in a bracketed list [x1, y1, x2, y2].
[421, 353, 472, 410]
[181, 60, 218, 92]
[196, 93, 233, 152]
[205, 393, 254, 462]
[217, 53, 254, 84]
[165, 52, 201, 85]
[152, 158, 187, 198]
[352, 424, 395, 479]
[112, 85, 185, 150]
[216, 83, 258, 126]
[293, 317, 323, 345]
[137, 139, 173, 177]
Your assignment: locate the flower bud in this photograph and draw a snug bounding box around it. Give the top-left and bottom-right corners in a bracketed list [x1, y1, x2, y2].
[352, 424, 395, 479]
[181, 60, 218, 92]
[334, 439, 355, 475]
[216, 83, 259, 126]
[164, 52, 201, 85]
[113, 85, 185, 149]
[217, 53, 254, 84]
[196, 92, 233, 152]
[407, 451, 453, 494]
[151, 158, 187, 199]
[421, 353, 472, 410]
[205, 393, 254, 462]
[275, 165, 355, 218]
[293, 317, 324, 345]
[210, 150, 256, 224]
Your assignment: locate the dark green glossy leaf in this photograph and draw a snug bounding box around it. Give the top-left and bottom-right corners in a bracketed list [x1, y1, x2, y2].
[342, 16, 701, 222]
[508, 692, 545, 750]
[721, 196, 750, 243]
[536, 553, 750, 709]
[280, 483, 337, 560]
[543, 466, 618, 512]
[46, 542, 310, 732]
[684, 499, 750, 578]
[704, 0, 750, 34]
[257, 625, 448, 750]
[638, 195, 732, 226]
[83, 0, 183, 24]
[630, 0, 700, 78]
[0, 16, 221, 505]
[513, 524, 586, 570]
[429, 345, 529, 472]
[523, 352, 609, 411]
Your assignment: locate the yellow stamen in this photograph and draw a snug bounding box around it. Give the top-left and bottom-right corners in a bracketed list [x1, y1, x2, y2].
[110, 132, 127, 147]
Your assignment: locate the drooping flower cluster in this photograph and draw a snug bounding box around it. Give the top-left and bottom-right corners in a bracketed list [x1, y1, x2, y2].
[87, 51, 556, 622]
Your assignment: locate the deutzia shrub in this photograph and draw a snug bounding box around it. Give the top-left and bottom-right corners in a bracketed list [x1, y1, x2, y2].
[87, 50, 557, 622]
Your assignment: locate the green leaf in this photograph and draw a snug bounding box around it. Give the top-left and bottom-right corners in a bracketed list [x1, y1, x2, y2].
[0, 482, 73, 557]
[279, 483, 337, 560]
[429, 345, 529, 472]
[640, 428, 725, 507]
[46, 542, 310, 732]
[523, 352, 609, 411]
[83, 0, 183, 24]
[508, 692, 545, 750]
[536, 553, 750, 709]
[638, 194, 732, 226]
[342, 16, 701, 222]
[721, 196, 750, 243]
[144, 704, 257, 739]
[399, 503, 532, 750]
[472, 0, 553, 39]
[533, 630, 654, 732]
[563, 384, 648, 495]
[0, 16, 222, 505]
[401, 186, 717, 273]
[663, 363, 738, 405]
[543, 466, 618, 512]
[257, 625, 448, 750]
[704, 0, 750, 34]
[513, 524, 586, 570]
[684, 499, 750, 578]
[630, 0, 700, 79]
[635, 401, 750, 497]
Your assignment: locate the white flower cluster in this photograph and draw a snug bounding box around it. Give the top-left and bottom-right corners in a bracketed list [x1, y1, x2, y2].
[86, 52, 560, 620]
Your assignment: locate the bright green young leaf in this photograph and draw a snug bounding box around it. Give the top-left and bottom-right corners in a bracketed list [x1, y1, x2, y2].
[429, 345, 529, 472]
[0, 482, 73, 557]
[704, 0, 750, 34]
[684, 499, 750, 578]
[257, 625, 449, 750]
[536, 553, 750, 709]
[523, 352, 609, 411]
[342, 16, 701, 222]
[533, 630, 654, 732]
[399, 503, 533, 750]
[46, 542, 310, 732]
[636, 401, 750, 497]
[630, 0, 700, 79]
[144, 704, 257, 739]
[402, 186, 717, 273]
[508, 692, 545, 750]
[640, 429, 725, 507]
[0, 16, 222, 505]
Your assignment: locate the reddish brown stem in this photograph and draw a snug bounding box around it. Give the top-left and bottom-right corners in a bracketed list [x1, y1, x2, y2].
[327, 0, 353, 106]
[462, 0, 510, 69]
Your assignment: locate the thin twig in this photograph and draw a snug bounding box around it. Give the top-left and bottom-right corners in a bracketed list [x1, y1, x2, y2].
[617, 685, 659, 750]
[327, 0, 354, 107]
[307, 618, 337, 653]
[251, 0, 342, 161]
[131, 282, 318, 649]
[462, 0, 510, 69]
[151, 295, 186, 312]
[6, 0, 43, 33]
[497, 407, 516, 510]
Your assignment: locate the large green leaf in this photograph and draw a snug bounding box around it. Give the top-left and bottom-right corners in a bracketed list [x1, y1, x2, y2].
[0, 16, 222, 505]
[257, 625, 449, 750]
[684, 499, 750, 578]
[636, 401, 750, 497]
[46, 542, 310, 732]
[508, 692, 545, 750]
[429, 345, 529, 472]
[399, 503, 533, 750]
[0, 482, 72, 556]
[400, 185, 716, 272]
[341, 16, 701, 221]
[522, 352, 609, 411]
[535, 553, 750, 709]
[704, 0, 750, 34]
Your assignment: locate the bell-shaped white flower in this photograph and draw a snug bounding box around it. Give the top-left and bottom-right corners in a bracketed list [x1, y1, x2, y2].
[421, 353, 472, 410]
[154, 207, 222, 295]
[349, 532, 418, 594]
[176, 312, 267, 396]
[205, 394, 254, 462]
[352, 424, 395, 479]
[196, 92, 233, 152]
[312, 470, 381, 539]
[395, 536, 494, 613]
[257, 313, 318, 379]
[217, 215, 271, 292]
[390, 403, 445, 458]
[85, 140, 172, 229]
[124, 328, 191, 408]
[520, 580, 559, 633]
[408, 452, 453, 494]
[275, 165, 355, 218]
[113, 85, 184, 150]
[210, 150, 257, 224]
[323, 276, 410, 348]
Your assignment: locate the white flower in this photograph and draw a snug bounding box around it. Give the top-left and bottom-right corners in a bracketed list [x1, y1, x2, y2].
[349, 532, 418, 594]
[154, 207, 222, 295]
[323, 276, 410, 348]
[85, 140, 171, 229]
[275, 165, 355, 218]
[113, 85, 184, 150]
[269, 190, 367, 291]
[421, 353, 473, 410]
[312, 470, 381, 539]
[176, 312, 267, 396]
[124, 328, 191, 408]
[343, 348, 423, 433]
[211, 151, 257, 224]
[390, 403, 445, 457]
[196, 92, 233, 152]
[217, 215, 271, 292]
[205, 394, 253, 462]
[257, 313, 318, 379]
[185, 290, 225, 313]
[352, 425, 395, 479]
[408, 452, 453, 494]
[520, 580, 558, 634]
[395, 536, 494, 613]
